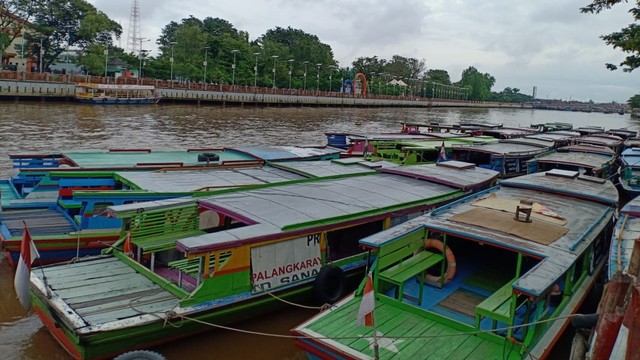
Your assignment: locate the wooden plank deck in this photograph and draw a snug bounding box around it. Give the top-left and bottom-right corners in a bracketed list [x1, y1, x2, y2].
[303, 295, 508, 360]
[35, 256, 180, 327]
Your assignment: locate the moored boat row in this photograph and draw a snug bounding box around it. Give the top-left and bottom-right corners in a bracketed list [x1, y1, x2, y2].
[4, 120, 640, 359]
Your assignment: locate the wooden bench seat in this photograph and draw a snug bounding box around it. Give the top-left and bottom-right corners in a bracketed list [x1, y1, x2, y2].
[134, 230, 205, 254]
[379, 250, 443, 304]
[475, 280, 515, 335]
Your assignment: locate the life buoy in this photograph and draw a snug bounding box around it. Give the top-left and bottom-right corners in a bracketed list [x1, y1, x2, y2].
[424, 238, 456, 285]
[313, 265, 345, 304]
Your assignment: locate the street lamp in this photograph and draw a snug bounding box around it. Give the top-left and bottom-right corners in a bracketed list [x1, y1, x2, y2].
[271, 55, 279, 89]
[203, 46, 210, 84]
[253, 52, 260, 88]
[328, 65, 336, 92]
[231, 49, 239, 90]
[169, 41, 177, 83]
[39, 36, 45, 73]
[303, 61, 309, 90]
[103, 45, 108, 80]
[316, 63, 322, 91]
[287, 59, 294, 90]
[138, 49, 148, 84]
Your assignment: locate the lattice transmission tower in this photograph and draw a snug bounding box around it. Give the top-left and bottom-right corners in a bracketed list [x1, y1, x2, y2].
[126, 0, 141, 53]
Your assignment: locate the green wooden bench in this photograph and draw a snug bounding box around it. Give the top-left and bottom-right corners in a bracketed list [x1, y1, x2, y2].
[379, 250, 443, 304]
[169, 252, 231, 287]
[475, 279, 516, 336]
[134, 229, 205, 254]
[376, 229, 444, 304]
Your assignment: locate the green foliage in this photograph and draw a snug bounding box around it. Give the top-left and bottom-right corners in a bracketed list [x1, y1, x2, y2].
[581, 1, 640, 72]
[489, 87, 533, 103]
[460, 66, 495, 101]
[629, 94, 640, 108]
[25, 0, 121, 72]
[425, 69, 451, 85]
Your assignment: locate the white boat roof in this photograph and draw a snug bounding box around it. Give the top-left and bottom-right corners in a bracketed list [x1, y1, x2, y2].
[452, 142, 550, 155]
[115, 160, 380, 192]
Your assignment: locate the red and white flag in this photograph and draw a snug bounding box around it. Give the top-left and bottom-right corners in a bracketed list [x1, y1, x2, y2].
[438, 141, 447, 162]
[13, 224, 40, 311]
[357, 273, 375, 327]
[123, 231, 133, 257]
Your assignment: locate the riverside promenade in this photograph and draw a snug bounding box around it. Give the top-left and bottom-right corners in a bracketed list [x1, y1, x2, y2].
[0, 71, 529, 109]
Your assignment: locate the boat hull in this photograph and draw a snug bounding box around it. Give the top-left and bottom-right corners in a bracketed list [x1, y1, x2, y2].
[77, 97, 160, 104]
[31, 261, 362, 360]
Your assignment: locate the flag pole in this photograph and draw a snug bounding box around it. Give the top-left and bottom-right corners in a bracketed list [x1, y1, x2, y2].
[372, 311, 379, 360]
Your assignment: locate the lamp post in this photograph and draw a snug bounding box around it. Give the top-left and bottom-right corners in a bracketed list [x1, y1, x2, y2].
[253, 52, 260, 88]
[231, 49, 239, 90]
[316, 63, 322, 91]
[328, 65, 336, 92]
[138, 49, 148, 84]
[169, 41, 177, 83]
[287, 59, 294, 90]
[271, 55, 279, 89]
[103, 45, 108, 80]
[203, 46, 210, 84]
[303, 61, 309, 90]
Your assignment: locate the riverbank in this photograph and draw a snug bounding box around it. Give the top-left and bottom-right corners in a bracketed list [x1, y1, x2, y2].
[0, 71, 528, 108]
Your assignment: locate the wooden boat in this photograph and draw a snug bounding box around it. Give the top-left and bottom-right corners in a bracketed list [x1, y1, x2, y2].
[75, 83, 161, 104]
[478, 127, 539, 139]
[292, 169, 618, 360]
[576, 134, 623, 154]
[522, 131, 580, 149]
[606, 128, 637, 140]
[618, 147, 640, 198]
[365, 138, 498, 165]
[575, 195, 640, 359]
[5, 146, 342, 207]
[451, 141, 552, 178]
[530, 122, 573, 132]
[576, 126, 605, 136]
[0, 151, 344, 265]
[526, 144, 618, 179]
[29, 161, 500, 359]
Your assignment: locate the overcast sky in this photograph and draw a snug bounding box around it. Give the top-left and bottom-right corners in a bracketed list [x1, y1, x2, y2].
[87, 0, 638, 103]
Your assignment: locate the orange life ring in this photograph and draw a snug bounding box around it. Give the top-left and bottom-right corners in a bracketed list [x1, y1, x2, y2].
[424, 238, 456, 285]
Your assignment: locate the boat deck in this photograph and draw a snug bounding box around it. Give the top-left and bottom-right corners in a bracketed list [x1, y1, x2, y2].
[33, 256, 179, 329]
[296, 292, 514, 360]
[0, 208, 76, 237]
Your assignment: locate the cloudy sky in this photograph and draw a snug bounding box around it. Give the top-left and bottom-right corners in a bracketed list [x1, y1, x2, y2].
[87, 0, 638, 103]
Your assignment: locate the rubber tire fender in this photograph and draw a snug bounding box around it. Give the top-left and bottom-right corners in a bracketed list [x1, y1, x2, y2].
[113, 350, 167, 360]
[313, 265, 346, 304]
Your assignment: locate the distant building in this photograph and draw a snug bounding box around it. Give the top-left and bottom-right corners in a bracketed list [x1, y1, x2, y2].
[1, 8, 41, 72]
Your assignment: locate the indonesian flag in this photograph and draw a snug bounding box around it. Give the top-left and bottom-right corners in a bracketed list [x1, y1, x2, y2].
[13, 224, 40, 311]
[437, 141, 447, 162]
[123, 231, 133, 257]
[357, 273, 375, 327]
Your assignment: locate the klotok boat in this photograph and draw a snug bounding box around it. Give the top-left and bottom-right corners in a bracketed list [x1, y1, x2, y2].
[29, 160, 499, 359]
[292, 169, 618, 359]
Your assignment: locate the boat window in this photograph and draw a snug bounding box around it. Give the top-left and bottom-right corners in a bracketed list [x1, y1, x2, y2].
[326, 220, 383, 261]
[570, 253, 587, 292]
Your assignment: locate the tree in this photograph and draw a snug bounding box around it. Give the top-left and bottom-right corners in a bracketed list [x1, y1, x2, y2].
[1, 1, 38, 51]
[425, 69, 451, 85]
[30, 0, 121, 72]
[629, 94, 640, 108]
[581, 1, 640, 72]
[459, 66, 495, 101]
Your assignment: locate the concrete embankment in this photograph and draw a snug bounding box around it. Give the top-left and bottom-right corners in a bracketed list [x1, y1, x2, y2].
[0, 76, 530, 109]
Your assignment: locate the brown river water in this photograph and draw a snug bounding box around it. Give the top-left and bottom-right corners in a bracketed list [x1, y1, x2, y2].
[0, 103, 636, 360]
